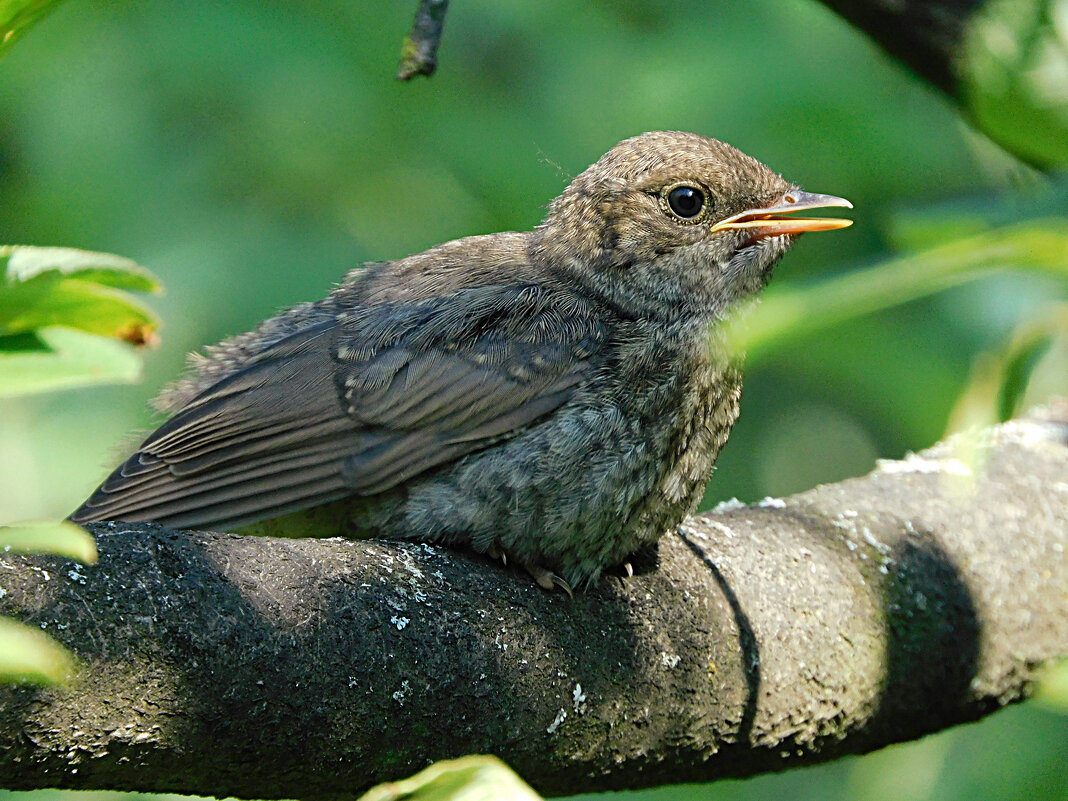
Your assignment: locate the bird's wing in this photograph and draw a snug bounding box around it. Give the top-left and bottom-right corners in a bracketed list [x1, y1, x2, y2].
[71, 284, 605, 530]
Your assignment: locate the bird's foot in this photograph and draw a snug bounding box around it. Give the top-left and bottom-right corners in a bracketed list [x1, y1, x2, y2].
[484, 543, 572, 596]
[523, 563, 573, 597]
[486, 543, 508, 566]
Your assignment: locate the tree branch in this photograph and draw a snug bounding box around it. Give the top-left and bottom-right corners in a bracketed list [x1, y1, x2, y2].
[815, 0, 985, 97]
[2, 406, 1066, 798]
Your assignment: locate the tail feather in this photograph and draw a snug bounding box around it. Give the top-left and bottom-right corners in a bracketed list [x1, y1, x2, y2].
[70, 324, 358, 530]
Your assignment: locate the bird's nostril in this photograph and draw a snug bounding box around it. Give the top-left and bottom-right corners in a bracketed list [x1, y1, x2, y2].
[784, 193, 797, 204]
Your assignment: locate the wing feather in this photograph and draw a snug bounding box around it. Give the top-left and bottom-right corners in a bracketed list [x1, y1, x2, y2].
[71, 283, 606, 530]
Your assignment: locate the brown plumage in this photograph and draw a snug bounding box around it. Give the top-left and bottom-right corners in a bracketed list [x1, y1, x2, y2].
[72, 131, 852, 588]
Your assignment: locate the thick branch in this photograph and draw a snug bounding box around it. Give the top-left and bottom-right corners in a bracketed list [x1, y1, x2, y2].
[2, 408, 1066, 798]
[815, 0, 985, 97]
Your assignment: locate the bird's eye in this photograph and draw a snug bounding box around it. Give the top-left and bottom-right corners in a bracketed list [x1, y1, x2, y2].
[665, 185, 705, 220]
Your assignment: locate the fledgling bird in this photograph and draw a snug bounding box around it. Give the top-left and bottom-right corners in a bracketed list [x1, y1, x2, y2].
[72, 131, 852, 589]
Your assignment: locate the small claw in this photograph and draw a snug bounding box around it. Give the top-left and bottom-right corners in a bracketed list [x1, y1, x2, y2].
[524, 563, 573, 597]
[486, 543, 507, 565]
[623, 561, 634, 578]
[552, 575, 574, 599]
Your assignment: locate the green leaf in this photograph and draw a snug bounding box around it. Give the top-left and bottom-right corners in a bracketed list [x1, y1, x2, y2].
[0, 617, 75, 685]
[726, 219, 1068, 359]
[0, 247, 159, 393]
[0, 0, 66, 60]
[947, 304, 1067, 430]
[1034, 660, 1068, 713]
[1, 245, 160, 292]
[0, 326, 143, 397]
[885, 181, 1068, 254]
[358, 755, 542, 801]
[961, 0, 1068, 168]
[0, 246, 161, 343]
[1, 521, 98, 564]
[0, 275, 159, 341]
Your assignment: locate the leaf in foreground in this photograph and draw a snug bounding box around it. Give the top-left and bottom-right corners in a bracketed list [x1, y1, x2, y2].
[1034, 660, 1068, 714]
[358, 755, 542, 801]
[0, 245, 161, 342]
[0, 0, 65, 60]
[1, 520, 98, 564]
[1, 245, 160, 291]
[0, 618, 75, 685]
[0, 326, 143, 397]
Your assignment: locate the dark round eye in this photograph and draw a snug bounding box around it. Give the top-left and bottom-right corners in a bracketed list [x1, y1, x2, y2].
[666, 185, 705, 219]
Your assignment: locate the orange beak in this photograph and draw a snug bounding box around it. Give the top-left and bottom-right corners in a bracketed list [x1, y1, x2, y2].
[709, 191, 853, 237]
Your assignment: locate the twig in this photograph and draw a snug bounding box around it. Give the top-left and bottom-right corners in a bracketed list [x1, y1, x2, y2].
[397, 0, 450, 80]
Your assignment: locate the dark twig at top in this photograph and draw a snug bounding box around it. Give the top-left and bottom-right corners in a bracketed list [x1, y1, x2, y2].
[397, 0, 451, 80]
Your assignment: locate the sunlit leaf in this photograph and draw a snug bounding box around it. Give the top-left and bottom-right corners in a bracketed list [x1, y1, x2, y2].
[727, 219, 1068, 359]
[1, 245, 160, 292]
[358, 755, 541, 801]
[0, 617, 75, 685]
[1, 520, 98, 564]
[0, 0, 65, 60]
[948, 303, 1067, 432]
[1034, 660, 1068, 714]
[0, 246, 161, 342]
[961, 0, 1068, 168]
[0, 275, 159, 341]
[940, 305, 1068, 486]
[0, 326, 143, 397]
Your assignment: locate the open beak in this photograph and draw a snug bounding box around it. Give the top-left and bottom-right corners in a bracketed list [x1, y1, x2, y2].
[709, 191, 853, 238]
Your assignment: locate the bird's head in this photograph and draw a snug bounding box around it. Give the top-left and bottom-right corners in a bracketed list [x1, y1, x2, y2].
[533, 131, 852, 319]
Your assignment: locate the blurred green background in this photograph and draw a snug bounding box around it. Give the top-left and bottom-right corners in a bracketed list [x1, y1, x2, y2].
[0, 0, 1065, 799]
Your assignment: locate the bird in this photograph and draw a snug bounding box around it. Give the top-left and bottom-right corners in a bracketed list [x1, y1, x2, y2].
[72, 131, 852, 590]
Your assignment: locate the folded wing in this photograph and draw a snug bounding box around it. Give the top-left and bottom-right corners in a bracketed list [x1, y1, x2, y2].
[71, 284, 604, 530]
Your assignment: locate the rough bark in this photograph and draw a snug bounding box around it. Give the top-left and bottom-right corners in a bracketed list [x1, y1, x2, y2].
[1, 407, 1066, 799]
